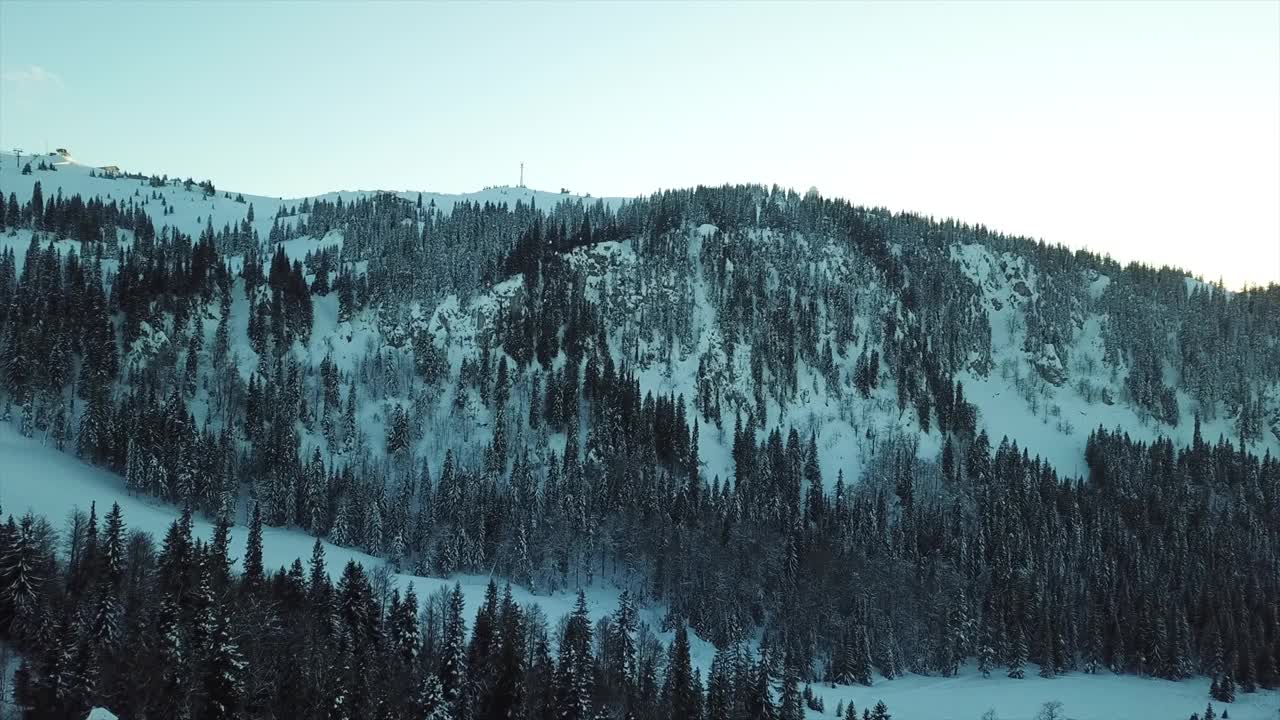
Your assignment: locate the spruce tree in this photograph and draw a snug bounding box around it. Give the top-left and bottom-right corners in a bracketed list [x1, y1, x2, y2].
[745, 657, 776, 720]
[556, 590, 595, 720]
[706, 645, 734, 720]
[663, 624, 702, 720]
[201, 604, 246, 720]
[243, 503, 265, 595]
[439, 582, 468, 714]
[1008, 622, 1027, 680]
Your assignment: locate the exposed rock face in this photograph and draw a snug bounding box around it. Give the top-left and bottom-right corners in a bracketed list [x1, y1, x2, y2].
[1033, 343, 1068, 386]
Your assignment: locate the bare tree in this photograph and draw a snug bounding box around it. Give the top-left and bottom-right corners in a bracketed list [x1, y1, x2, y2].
[1035, 701, 1066, 720]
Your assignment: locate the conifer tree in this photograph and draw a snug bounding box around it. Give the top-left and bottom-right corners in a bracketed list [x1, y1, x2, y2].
[201, 596, 246, 719]
[557, 590, 595, 720]
[243, 503, 265, 595]
[1008, 623, 1027, 680]
[745, 656, 776, 720]
[778, 655, 803, 720]
[439, 582, 468, 714]
[664, 624, 702, 720]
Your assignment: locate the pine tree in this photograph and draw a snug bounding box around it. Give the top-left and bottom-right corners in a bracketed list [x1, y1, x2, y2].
[386, 403, 411, 456]
[213, 302, 231, 368]
[400, 585, 422, 661]
[1, 513, 46, 646]
[977, 613, 997, 678]
[557, 590, 595, 720]
[1213, 670, 1236, 703]
[342, 390, 358, 454]
[1038, 612, 1055, 678]
[33, 613, 78, 717]
[490, 584, 527, 720]
[527, 630, 557, 720]
[706, 645, 734, 720]
[469, 579, 500, 710]
[778, 655, 803, 720]
[152, 593, 189, 720]
[243, 503, 265, 595]
[1008, 622, 1027, 680]
[439, 582, 468, 714]
[745, 657, 776, 720]
[101, 502, 126, 587]
[201, 604, 246, 720]
[663, 624, 702, 720]
[851, 620, 873, 686]
[184, 331, 200, 397]
[88, 504, 126, 663]
[415, 674, 451, 720]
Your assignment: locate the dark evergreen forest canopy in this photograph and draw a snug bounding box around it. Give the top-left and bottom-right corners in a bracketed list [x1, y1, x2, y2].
[1, 169, 1278, 720]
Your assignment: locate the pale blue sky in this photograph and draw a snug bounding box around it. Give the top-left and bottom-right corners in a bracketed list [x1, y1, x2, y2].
[1, 1, 1277, 287]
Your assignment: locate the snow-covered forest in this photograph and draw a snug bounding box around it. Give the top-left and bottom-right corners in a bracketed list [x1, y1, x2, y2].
[1, 152, 1279, 720]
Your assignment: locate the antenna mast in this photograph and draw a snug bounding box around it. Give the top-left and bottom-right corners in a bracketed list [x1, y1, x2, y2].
[519, 162, 524, 188]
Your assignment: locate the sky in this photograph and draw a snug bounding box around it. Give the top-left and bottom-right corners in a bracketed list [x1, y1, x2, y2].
[1, 1, 1277, 288]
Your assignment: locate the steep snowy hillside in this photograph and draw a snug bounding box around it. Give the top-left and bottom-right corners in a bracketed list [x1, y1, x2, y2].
[2, 149, 1279, 720]
[2, 150, 1273, 488]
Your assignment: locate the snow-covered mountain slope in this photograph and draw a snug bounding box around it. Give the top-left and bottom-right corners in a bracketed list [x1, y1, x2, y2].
[4, 149, 1274, 491]
[0, 150, 620, 239]
[4, 148, 1280, 720]
[0, 421, 716, 668]
[6, 423, 1278, 720]
[950, 239, 1277, 474]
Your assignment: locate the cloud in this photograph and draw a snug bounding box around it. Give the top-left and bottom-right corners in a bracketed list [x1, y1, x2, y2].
[1, 64, 64, 89]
